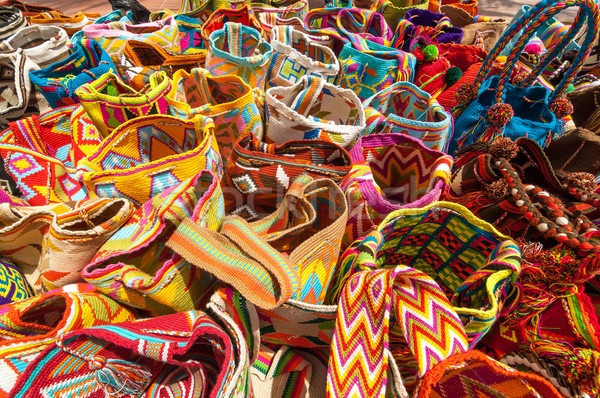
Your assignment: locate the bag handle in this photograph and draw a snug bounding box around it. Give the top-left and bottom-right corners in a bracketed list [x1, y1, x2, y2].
[225, 22, 245, 58]
[335, 8, 393, 47]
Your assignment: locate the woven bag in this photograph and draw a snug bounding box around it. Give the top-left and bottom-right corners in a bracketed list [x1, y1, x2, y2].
[451, 0, 600, 155]
[440, 5, 506, 51]
[330, 202, 521, 346]
[80, 16, 181, 78]
[362, 81, 453, 152]
[170, 174, 347, 306]
[337, 37, 416, 101]
[200, 4, 266, 49]
[340, 133, 453, 250]
[265, 75, 365, 148]
[0, 6, 25, 40]
[29, 40, 117, 109]
[0, 284, 137, 398]
[120, 39, 206, 90]
[267, 25, 339, 89]
[75, 71, 171, 138]
[369, 0, 429, 31]
[0, 48, 51, 130]
[10, 310, 246, 398]
[78, 114, 222, 207]
[251, 0, 308, 38]
[0, 255, 32, 305]
[0, 198, 134, 293]
[82, 170, 224, 315]
[29, 11, 96, 37]
[0, 105, 86, 206]
[178, 0, 250, 14]
[223, 132, 352, 219]
[0, 25, 69, 68]
[166, 68, 263, 166]
[206, 22, 273, 89]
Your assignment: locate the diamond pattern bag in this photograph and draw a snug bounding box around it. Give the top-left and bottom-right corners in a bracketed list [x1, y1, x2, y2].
[362, 81, 454, 152]
[340, 133, 453, 250]
[0, 256, 32, 305]
[200, 4, 266, 49]
[206, 22, 273, 89]
[267, 25, 339, 89]
[78, 114, 222, 207]
[265, 75, 365, 148]
[166, 68, 263, 166]
[224, 132, 352, 219]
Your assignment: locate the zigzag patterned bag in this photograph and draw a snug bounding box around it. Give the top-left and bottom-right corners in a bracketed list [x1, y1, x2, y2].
[165, 68, 263, 166]
[265, 75, 365, 148]
[75, 71, 171, 138]
[224, 132, 352, 219]
[82, 170, 224, 315]
[362, 81, 453, 152]
[267, 25, 339, 89]
[200, 4, 266, 49]
[78, 114, 222, 207]
[331, 202, 521, 347]
[206, 22, 273, 89]
[340, 133, 453, 250]
[0, 256, 32, 305]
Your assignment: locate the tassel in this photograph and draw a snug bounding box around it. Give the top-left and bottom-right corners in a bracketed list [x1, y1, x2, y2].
[90, 356, 152, 396]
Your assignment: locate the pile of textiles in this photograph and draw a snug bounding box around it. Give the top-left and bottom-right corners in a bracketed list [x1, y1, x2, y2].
[0, 0, 600, 396]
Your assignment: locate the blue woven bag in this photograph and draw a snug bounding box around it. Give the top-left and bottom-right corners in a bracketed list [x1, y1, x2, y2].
[29, 40, 117, 108]
[450, 0, 599, 156]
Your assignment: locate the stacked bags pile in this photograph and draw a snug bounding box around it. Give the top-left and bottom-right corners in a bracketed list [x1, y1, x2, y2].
[0, 0, 599, 396]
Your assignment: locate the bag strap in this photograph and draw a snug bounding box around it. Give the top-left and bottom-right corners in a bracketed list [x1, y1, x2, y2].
[335, 8, 393, 47]
[167, 216, 300, 310]
[225, 22, 245, 58]
[326, 266, 468, 397]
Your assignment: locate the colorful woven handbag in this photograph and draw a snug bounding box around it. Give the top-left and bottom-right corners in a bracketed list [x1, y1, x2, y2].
[29, 40, 117, 109]
[0, 25, 70, 68]
[251, 0, 308, 37]
[330, 202, 522, 346]
[206, 22, 273, 89]
[0, 105, 87, 205]
[267, 25, 339, 89]
[369, 0, 429, 31]
[170, 174, 347, 306]
[265, 75, 365, 148]
[79, 114, 222, 207]
[224, 132, 352, 219]
[0, 48, 51, 130]
[337, 37, 416, 101]
[0, 255, 32, 305]
[340, 133, 453, 249]
[80, 16, 181, 78]
[29, 11, 97, 37]
[0, 197, 134, 293]
[120, 39, 206, 90]
[200, 4, 266, 49]
[0, 284, 137, 398]
[178, 0, 249, 15]
[166, 68, 263, 166]
[450, 0, 600, 155]
[82, 170, 224, 315]
[9, 310, 244, 398]
[75, 71, 171, 138]
[362, 81, 453, 152]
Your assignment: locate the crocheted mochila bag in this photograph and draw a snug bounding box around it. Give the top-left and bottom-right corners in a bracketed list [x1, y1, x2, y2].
[0, 197, 134, 293]
[340, 133, 453, 250]
[265, 75, 366, 149]
[0, 284, 137, 398]
[0, 255, 32, 305]
[78, 114, 222, 207]
[223, 132, 352, 219]
[83, 169, 224, 315]
[9, 310, 245, 398]
[450, 0, 600, 155]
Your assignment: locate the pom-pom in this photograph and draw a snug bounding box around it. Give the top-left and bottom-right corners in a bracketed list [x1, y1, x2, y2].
[445, 66, 462, 86]
[423, 44, 439, 61]
[524, 43, 544, 55]
[512, 70, 528, 85]
[487, 103, 514, 126]
[485, 179, 510, 201]
[550, 97, 574, 119]
[565, 172, 597, 193]
[455, 83, 478, 106]
[489, 137, 518, 160]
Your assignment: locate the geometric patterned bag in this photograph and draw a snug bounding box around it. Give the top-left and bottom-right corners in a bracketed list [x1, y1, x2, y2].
[362, 81, 454, 152]
[332, 202, 521, 347]
[166, 68, 264, 166]
[0, 255, 32, 305]
[78, 114, 222, 207]
[265, 75, 365, 148]
[206, 22, 273, 89]
[75, 71, 171, 138]
[340, 133, 453, 250]
[200, 4, 266, 49]
[267, 25, 339, 89]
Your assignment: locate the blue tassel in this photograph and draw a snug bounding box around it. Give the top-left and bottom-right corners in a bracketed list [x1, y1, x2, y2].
[90, 356, 152, 396]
